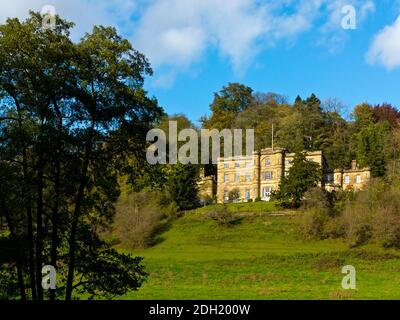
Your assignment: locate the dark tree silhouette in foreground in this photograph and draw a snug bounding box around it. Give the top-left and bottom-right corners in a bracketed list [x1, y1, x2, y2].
[0, 12, 163, 300]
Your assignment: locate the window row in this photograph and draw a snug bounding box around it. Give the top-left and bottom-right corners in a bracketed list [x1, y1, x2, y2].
[261, 171, 274, 180]
[344, 175, 362, 184]
[223, 187, 274, 201]
[223, 171, 276, 182]
[224, 173, 252, 182]
[223, 162, 253, 169]
[262, 158, 281, 166]
[326, 174, 363, 184]
[223, 158, 292, 168]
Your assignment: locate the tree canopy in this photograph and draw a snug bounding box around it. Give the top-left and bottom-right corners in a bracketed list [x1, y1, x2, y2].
[202, 83, 399, 177]
[0, 12, 163, 300]
[273, 153, 323, 208]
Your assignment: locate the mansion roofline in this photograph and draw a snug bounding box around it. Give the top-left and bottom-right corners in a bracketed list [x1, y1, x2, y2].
[199, 148, 371, 204]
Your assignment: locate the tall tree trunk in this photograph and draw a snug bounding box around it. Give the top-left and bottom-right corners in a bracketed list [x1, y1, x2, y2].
[36, 160, 44, 300]
[65, 125, 94, 300]
[26, 199, 36, 300]
[65, 155, 90, 300]
[35, 121, 45, 301]
[22, 146, 37, 300]
[0, 199, 26, 300]
[12, 94, 37, 300]
[15, 259, 26, 300]
[21, 145, 37, 300]
[50, 102, 62, 301]
[50, 159, 60, 301]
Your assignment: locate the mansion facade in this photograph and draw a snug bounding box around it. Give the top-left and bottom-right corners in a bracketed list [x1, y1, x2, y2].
[199, 147, 371, 203]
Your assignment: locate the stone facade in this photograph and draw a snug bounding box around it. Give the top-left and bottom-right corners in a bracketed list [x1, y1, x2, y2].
[215, 148, 325, 203]
[197, 168, 216, 204]
[216, 153, 258, 203]
[325, 160, 371, 192]
[209, 148, 371, 203]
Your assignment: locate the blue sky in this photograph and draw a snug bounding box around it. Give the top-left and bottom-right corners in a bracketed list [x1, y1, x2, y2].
[2, 0, 400, 123]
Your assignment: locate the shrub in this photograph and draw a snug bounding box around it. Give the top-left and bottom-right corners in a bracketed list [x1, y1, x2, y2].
[332, 189, 356, 215]
[323, 217, 345, 239]
[371, 188, 400, 248]
[298, 178, 400, 248]
[228, 188, 240, 202]
[298, 187, 333, 240]
[313, 254, 345, 271]
[339, 179, 400, 248]
[386, 159, 400, 188]
[301, 187, 331, 212]
[339, 196, 374, 247]
[164, 202, 180, 219]
[112, 192, 177, 249]
[297, 208, 330, 240]
[205, 205, 241, 227]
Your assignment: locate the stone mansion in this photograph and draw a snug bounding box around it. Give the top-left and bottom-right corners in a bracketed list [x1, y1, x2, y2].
[198, 147, 371, 203]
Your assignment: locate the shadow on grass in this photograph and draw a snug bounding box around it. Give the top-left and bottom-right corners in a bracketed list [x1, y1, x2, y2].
[151, 217, 176, 246]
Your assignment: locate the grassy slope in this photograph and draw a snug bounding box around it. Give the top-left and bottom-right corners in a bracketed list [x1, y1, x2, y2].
[122, 203, 400, 300]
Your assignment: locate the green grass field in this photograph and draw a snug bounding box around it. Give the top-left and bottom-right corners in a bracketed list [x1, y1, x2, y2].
[122, 203, 400, 300]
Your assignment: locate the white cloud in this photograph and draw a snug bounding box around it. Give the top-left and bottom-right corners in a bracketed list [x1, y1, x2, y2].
[321, 0, 375, 31]
[269, 0, 323, 39]
[152, 70, 177, 89]
[318, 0, 375, 52]
[366, 16, 400, 70]
[0, 0, 379, 85]
[134, 0, 379, 82]
[0, 0, 137, 41]
[133, 0, 269, 73]
[133, 0, 328, 79]
[360, 0, 376, 21]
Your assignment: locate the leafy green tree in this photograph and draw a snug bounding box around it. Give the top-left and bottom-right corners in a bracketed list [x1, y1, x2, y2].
[124, 114, 201, 211]
[276, 94, 326, 152]
[234, 96, 290, 150]
[273, 153, 322, 208]
[0, 12, 162, 300]
[355, 122, 391, 177]
[352, 103, 375, 129]
[165, 162, 199, 210]
[201, 83, 253, 130]
[298, 94, 325, 150]
[276, 108, 305, 152]
[322, 110, 352, 171]
[351, 103, 392, 177]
